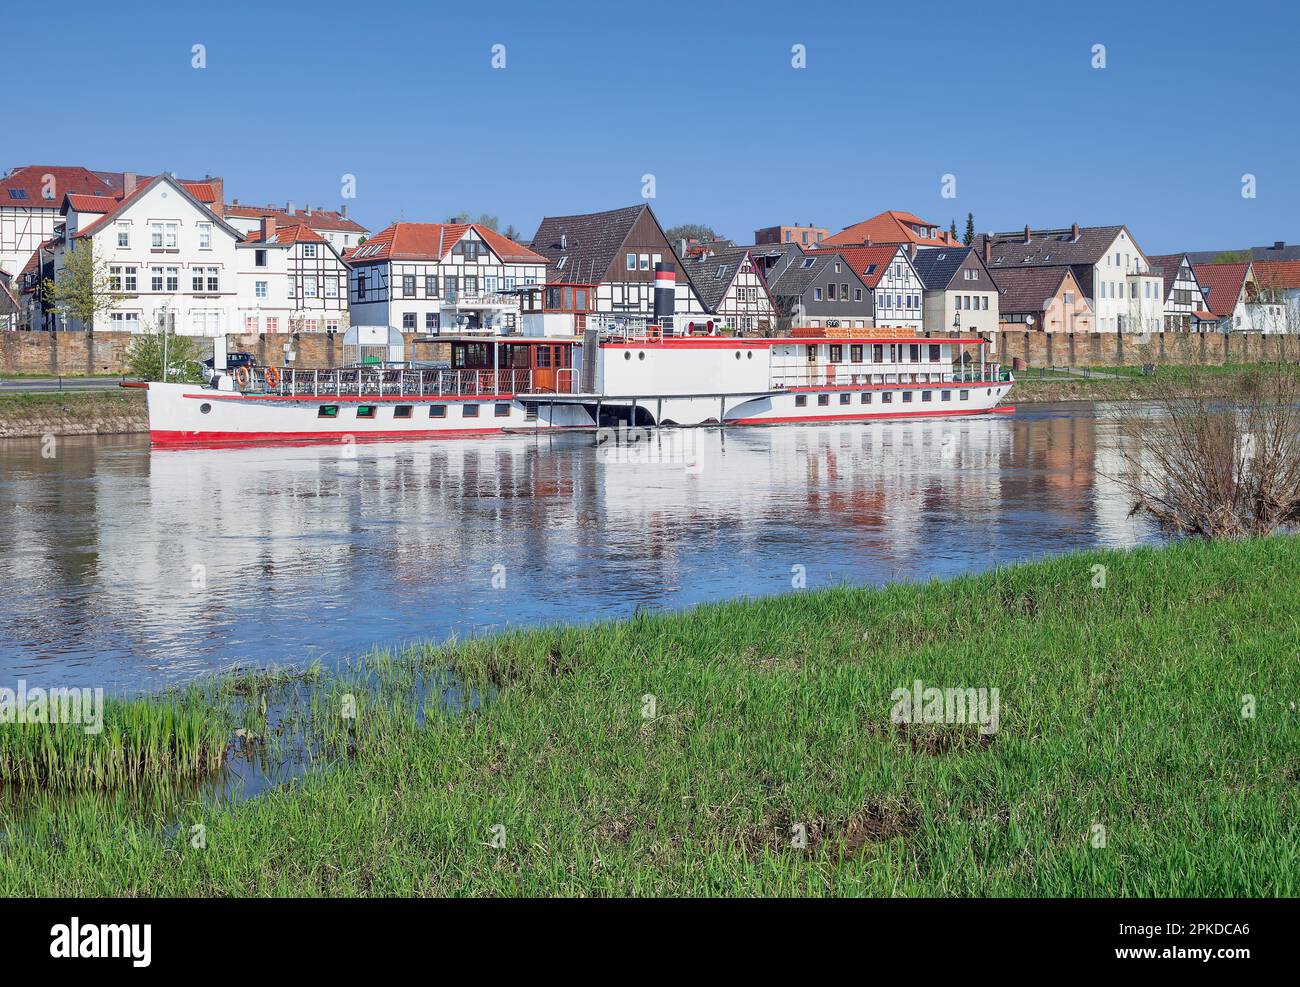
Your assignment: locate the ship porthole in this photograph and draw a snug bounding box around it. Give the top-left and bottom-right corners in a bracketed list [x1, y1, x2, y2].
[624, 352, 631, 360]
[199, 403, 212, 414]
[735, 352, 741, 360]
[638, 352, 645, 360]
[747, 352, 753, 359]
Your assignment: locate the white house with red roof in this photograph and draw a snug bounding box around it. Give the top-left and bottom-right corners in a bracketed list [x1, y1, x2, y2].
[47, 173, 241, 334]
[347, 222, 548, 334]
[236, 218, 351, 334]
[0, 165, 223, 286]
[823, 211, 959, 249]
[224, 201, 368, 254]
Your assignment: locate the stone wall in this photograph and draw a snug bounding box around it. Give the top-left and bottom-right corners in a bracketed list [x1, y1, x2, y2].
[989, 329, 1298, 369]
[0, 331, 452, 375]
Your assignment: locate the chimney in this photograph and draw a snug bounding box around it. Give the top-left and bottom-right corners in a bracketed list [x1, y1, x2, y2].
[340, 204, 348, 218]
[286, 200, 296, 216]
[123, 172, 138, 196]
[305, 204, 312, 217]
[1071, 222, 1080, 241]
[1023, 224, 1031, 244]
[232, 197, 240, 206]
[208, 176, 224, 212]
[908, 242, 917, 260]
[982, 238, 991, 263]
[677, 238, 688, 257]
[262, 216, 277, 241]
[559, 233, 567, 249]
[1274, 240, 1286, 251]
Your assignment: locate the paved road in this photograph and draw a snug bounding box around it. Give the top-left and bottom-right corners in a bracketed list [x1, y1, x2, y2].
[0, 376, 135, 393]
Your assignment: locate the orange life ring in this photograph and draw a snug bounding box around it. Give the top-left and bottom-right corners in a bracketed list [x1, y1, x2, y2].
[265, 366, 281, 389]
[233, 366, 251, 389]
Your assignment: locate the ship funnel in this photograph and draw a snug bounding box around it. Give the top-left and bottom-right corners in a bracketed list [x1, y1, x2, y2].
[653, 262, 676, 331]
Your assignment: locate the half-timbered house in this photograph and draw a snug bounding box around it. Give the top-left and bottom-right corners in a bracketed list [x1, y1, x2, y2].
[1145, 253, 1212, 331]
[811, 244, 925, 330]
[346, 222, 547, 334]
[224, 201, 369, 254]
[529, 204, 708, 317]
[237, 220, 351, 334]
[681, 246, 777, 333]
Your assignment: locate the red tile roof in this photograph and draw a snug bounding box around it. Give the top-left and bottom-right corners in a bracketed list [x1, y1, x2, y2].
[824, 210, 958, 248]
[64, 193, 119, 213]
[1191, 262, 1250, 317]
[349, 222, 548, 264]
[808, 243, 905, 288]
[242, 223, 327, 246]
[0, 166, 117, 205]
[1253, 260, 1300, 291]
[223, 203, 367, 234]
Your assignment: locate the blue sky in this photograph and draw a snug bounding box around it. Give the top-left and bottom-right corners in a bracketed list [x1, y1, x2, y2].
[9, 0, 1298, 254]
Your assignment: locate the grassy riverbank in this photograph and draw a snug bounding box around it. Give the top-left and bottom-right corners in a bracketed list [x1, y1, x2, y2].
[1011, 362, 1297, 403]
[0, 389, 147, 437]
[2, 536, 1297, 896]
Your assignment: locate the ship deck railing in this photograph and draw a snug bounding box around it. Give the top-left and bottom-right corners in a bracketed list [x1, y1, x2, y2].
[234, 367, 577, 398]
[768, 364, 1008, 389]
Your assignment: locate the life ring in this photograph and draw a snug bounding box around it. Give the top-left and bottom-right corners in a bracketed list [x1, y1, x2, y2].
[265, 366, 281, 389]
[233, 366, 251, 389]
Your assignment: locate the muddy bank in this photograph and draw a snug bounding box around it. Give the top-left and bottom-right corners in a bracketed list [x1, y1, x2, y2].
[1010, 373, 1255, 404]
[0, 390, 148, 438]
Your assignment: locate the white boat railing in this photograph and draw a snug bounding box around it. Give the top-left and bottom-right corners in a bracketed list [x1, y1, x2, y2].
[234, 367, 577, 397]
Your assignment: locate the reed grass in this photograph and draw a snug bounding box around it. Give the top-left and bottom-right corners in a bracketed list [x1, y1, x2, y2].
[2, 536, 1297, 896]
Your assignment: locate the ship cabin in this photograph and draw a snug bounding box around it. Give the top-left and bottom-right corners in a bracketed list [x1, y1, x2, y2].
[769, 327, 994, 389]
[444, 336, 579, 394]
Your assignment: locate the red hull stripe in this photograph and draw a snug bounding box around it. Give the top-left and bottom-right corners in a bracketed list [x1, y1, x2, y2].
[728, 407, 1014, 425]
[784, 379, 1004, 392]
[180, 392, 522, 403]
[150, 427, 510, 448]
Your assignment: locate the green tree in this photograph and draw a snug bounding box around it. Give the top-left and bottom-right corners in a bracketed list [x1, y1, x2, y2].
[123, 316, 204, 383]
[1213, 250, 1251, 264]
[41, 240, 122, 330]
[963, 213, 975, 246]
[665, 223, 721, 245]
[949, 218, 958, 241]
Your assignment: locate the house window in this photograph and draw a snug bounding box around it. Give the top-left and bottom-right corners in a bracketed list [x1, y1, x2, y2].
[425, 313, 438, 331]
[445, 275, 458, 299]
[116, 222, 130, 248]
[303, 244, 317, 258]
[827, 283, 836, 300]
[245, 315, 259, 332]
[402, 313, 416, 330]
[325, 279, 338, 298]
[426, 275, 439, 297]
[639, 253, 650, 270]
[464, 275, 478, 295]
[151, 267, 163, 291]
[626, 252, 636, 270]
[356, 272, 367, 300]
[255, 281, 268, 298]
[207, 268, 219, 292]
[814, 287, 823, 301]
[841, 283, 849, 301]
[304, 279, 318, 298]
[109, 266, 123, 291]
[198, 223, 212, 249]
[403, 275, 415, 297]
[266, 317, 278, 332]
[255, 249, 267, 267]
[150, 222, 178, 249]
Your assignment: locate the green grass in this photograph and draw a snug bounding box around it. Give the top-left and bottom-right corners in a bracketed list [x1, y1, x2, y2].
[2, 537, 1298, 896]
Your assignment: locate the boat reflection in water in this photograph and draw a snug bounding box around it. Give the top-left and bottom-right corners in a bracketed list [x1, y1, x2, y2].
[0, 403, 1149, 692]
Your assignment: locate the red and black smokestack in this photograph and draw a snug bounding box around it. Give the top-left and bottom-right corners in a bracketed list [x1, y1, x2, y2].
[653, 262, 676, 328]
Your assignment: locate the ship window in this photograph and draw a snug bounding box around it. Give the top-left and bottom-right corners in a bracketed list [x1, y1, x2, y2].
[829, 344, 843, 363]
[882, 392, 893, 403]
[839, 393, 851, 405]
[356, 405, 376, 419]
[850, 344, 863, 363]
[795, 394, 807, 407]
[929, 344, 942, 362]
[317, 405, 339, 418]
[394, 405, 413, 419]
[806, 345, 817, 362]
[431, 404, 447, 418]
[960, 390, 969, 401]
[922, 391, 933, 402]
[463, 404, 480, 418]
[495, 403, 511, 417]
[861, 392, 871, 404]
[817, 393, 830, 407]
[902, 392, 913, 403]
[942, 390, 952, 401]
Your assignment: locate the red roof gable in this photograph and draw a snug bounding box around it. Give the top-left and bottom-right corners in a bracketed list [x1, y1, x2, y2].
[1191, 262, 1250, 317]
[808, 243, 905, 288]
[1253, 260, 1300, 291]
[64, 193, 119, 213]
[242, 223, 327, 246]
[824, 210, 958, 248]
[349, 222, 548, 264]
